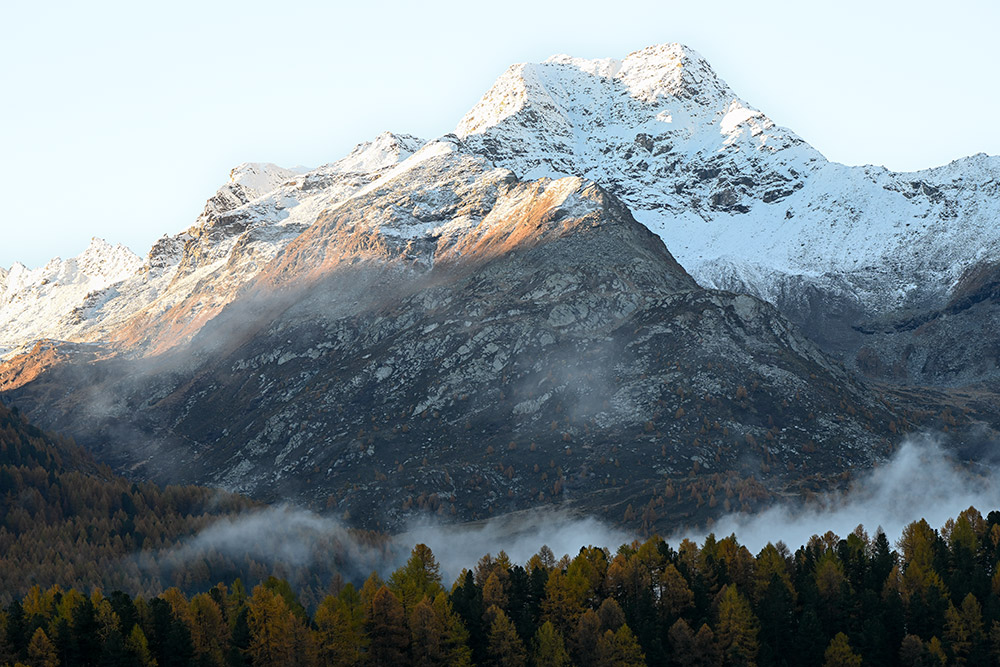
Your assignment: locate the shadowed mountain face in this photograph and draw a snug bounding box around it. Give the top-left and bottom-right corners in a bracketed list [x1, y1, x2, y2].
[1, 149, 899, 531]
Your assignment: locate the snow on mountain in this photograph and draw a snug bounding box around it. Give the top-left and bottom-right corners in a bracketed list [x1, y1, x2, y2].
[4, 43, 998, 381]
[455, 43, 1000, 321]
[0, 238, 143, 353]
[327, 131, 425, 173]
[0, 133, 426, 358]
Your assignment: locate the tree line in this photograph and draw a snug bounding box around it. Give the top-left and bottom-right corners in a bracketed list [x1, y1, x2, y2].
[0, 399, 395, 608]
[5, 505, 1000, 666]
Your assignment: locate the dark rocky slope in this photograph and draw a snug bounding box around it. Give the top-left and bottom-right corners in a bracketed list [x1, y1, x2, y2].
[2, 147, 901, 532]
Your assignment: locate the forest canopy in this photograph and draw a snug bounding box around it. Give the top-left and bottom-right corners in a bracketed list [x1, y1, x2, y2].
[3, 506, 1000, 666]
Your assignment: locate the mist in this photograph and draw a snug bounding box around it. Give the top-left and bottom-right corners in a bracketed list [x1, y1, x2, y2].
[675, 435, 1000, 552]
[151, 435, 999, 590]
[151, 505, 634, 587]
[398, 511, 634, 581]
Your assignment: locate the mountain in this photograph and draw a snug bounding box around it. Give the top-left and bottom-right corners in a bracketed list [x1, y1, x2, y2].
[0, 42, 996, 532]
[1, 142, 902, 531]
[0, 238, 142, 356]
[0, 132, 425, 360]
[455, 43, 1000, 384]
[4, 45, 998, 385]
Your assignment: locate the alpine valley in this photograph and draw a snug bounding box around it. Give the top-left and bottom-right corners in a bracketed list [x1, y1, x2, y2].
[2, 43, 998, 535]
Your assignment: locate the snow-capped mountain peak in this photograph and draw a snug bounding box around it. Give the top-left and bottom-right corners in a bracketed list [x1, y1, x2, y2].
[228, 162, 303, 198]
[0, 238, 143, 352]
[456, 42, 736, 140]
[328, 131, 426, 174]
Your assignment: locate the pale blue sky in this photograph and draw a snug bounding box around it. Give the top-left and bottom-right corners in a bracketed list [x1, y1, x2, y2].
[2, 0, 997, 270]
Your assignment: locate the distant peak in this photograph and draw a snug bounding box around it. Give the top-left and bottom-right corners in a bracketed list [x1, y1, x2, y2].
[330, 132, 426, 173]
[227, 163, 303, 196]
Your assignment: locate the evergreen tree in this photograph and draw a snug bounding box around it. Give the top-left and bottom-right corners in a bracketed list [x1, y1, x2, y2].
[450, 570, 485, 664]
[225, 607, 251, 667]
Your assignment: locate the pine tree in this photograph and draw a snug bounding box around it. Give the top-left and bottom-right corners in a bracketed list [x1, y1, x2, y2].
[449, 570, 485, 664]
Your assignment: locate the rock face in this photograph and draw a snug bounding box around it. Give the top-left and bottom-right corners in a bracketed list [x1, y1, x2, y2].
[1, 147, 897, 531]
[455, 44, 1000, 384]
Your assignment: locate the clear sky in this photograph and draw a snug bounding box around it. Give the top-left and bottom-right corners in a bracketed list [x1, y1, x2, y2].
[1, 0, 996, 270]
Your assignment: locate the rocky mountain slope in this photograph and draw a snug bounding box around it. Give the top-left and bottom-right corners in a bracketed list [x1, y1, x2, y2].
[454, 44, 1000, 383]
[1, 144, 900, 531]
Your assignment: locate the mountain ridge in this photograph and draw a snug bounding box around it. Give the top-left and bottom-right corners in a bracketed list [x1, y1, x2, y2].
[4, 43, 998, 386]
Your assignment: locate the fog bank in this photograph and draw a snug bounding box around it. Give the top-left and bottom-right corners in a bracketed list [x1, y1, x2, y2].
[675, 436, 1000, 551]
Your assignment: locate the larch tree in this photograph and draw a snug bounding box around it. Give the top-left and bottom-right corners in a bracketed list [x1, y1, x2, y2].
[389, 544, 444, 613]
[246, 585, 296, 667]
[124, 624, 156, 667]
[27, 627, 58, 667]
[485, 605, 526, 667]
[409, 596, 446, 667]
[823, 632, 862, 667]
[314, 583, 368, 667]
[367, 586, 409, 667]
[531, 620, 570, 667]
[716, 585, 759, 666]
[431, 592, 472, 667]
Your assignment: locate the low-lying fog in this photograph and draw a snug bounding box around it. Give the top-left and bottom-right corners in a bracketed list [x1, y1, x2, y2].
[156, 436, 998, 584]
